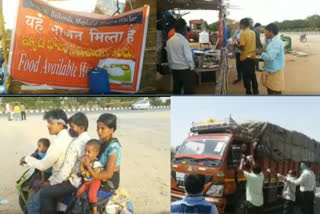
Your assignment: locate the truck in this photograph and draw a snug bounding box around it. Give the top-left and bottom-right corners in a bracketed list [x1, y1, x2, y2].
[189, 20, 206, 42]
[171, 117, 320, 214]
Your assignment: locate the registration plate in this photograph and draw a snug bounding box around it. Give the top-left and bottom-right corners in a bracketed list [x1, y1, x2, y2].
[176, 172, 185, 181]
[176, 172, 186, 189]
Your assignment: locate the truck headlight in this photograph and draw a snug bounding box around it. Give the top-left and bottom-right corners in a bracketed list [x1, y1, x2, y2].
[206, 184, 224, 197]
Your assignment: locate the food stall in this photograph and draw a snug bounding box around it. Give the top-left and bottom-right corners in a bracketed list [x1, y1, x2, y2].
[2, 0, 157, 94]
[157, 0, 230, 94]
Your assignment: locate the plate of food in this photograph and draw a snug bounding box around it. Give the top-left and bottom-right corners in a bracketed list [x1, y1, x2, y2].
[247, 55, 264, 61]
[98, 58, 135, 84]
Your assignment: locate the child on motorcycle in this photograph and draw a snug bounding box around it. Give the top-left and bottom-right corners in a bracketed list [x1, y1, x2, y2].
[76, 139, 102, 214]
[20, 138, 52, 191]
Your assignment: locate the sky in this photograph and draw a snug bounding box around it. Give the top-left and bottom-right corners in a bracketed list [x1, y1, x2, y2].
[171, 97, 320, 147]
[4, 0, 320, 29]
[180, 0, 320, 25]
[3, 0, 125, 29]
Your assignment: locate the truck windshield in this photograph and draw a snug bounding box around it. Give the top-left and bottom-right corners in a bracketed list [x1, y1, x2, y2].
[177, 139, 227, 157]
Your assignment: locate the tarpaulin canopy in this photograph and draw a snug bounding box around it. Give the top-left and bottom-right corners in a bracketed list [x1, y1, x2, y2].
[158, 0, 220, 11]
[191, 117, 320, 162]
[239, 121, 320, 162]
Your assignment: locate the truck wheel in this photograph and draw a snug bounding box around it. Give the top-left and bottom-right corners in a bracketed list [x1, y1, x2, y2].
[233, 194, 246, 214]
[19, 195, 28, 214]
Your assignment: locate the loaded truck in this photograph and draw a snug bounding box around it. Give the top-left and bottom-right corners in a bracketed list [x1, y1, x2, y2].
[171, 117, 320, 214]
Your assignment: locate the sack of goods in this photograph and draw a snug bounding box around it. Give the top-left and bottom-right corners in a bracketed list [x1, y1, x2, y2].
[105, 188, 134, 214]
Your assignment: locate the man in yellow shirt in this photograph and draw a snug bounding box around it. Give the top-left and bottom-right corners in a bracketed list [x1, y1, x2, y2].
[236, 18, 258, 94]
[14, 104, 21, 121]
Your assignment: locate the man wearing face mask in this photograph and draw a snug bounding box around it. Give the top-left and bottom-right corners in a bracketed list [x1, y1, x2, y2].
[286, 161, 316, 214]
[38, 112, 91, 214]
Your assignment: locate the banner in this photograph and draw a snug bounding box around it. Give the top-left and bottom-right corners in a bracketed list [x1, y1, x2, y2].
[8, 0, 149, 93]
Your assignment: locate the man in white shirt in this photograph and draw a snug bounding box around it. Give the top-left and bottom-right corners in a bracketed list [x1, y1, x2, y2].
[5, 103, 12, 121]
[22, 110, 73, 214]
[286, 161, 316, 214]
[240, 160, 264, 214]
[277, 170, 297, 214]
[167, 18, 195, 94]
[39, 112, 91, 214]
[240, 143, 255, 169]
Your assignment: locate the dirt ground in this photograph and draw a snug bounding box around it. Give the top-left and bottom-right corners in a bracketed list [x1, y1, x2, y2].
[229, 33, 320, 95]
[0, 110, 170, 214]
[156, 33, 320, 95]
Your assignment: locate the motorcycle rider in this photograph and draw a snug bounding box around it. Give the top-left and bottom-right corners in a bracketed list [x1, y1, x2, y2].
[39, 112, 91, 214]
[20, 110, 73, 214]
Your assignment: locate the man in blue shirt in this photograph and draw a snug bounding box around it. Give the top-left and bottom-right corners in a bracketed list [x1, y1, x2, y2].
[171, 174, 219, 214]
[259, 23, 285, 94]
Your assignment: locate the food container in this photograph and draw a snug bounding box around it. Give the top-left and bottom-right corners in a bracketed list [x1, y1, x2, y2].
[199, 31, 209, 43]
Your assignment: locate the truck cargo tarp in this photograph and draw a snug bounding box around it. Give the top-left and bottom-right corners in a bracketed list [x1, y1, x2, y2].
[158, 0, 220, 11]
[239, 121, 320, 162]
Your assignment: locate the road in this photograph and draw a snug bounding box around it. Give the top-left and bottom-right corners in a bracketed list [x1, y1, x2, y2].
[0, 109, 170, 214]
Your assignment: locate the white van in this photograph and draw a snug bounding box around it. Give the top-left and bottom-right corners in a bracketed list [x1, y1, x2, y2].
[131, 100, 151, 110]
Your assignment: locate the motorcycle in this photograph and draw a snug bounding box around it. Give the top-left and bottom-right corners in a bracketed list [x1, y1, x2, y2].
[16, 168, 35, 214]
[300, 33, 307, 43]
[16, 169, 133, 214]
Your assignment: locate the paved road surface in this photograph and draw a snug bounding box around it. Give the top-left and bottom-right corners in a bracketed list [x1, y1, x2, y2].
[0, 109, 170, 214]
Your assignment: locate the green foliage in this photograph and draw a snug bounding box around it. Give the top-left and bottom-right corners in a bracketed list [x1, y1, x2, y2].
[165, 99, 171, 105]
[0, 97, 170, 111]
[5, 29, 12, 38]
[207, 21, 219, 32]
[171, 147, 176, 161]
[149, 97, 162, 106]
[274, 15, 320, 32]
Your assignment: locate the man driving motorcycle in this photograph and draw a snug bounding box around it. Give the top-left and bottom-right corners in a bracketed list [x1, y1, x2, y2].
[20, 110, 73, 214]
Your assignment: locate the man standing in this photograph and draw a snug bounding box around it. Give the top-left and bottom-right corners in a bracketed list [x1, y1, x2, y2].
[240, 161, 264, 214]
[286, 161, 316, 214]
[259, 23, 285, 95]
[240, 143, 255, 169]
[233, 26, 242, 84]
[20, 104, 26, 120]
[167, 18, 195, 94]
[236, 18, 258, 95]
[13, 104, 21, 121]
[277, 170, 297, 214]
[171, 174, 219, 214]
[5, 103, 12, 121]
[254, 23, 262, 71]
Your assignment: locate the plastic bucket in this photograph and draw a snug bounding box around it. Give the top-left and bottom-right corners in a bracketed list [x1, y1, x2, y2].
[88, 68, 110, 94]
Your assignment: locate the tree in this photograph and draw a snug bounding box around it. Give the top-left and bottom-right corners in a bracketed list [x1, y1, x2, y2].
[274, 15, 320, 32]
[306, 15, 320, 29]
[207, 21, 219, 32]
[149, 97, 162, 106]
[165, 99, 171, 105]
[0, 97, 147, 111]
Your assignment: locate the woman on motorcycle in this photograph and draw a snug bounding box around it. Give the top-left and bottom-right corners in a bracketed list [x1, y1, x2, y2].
[80, 113, 121, 207]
